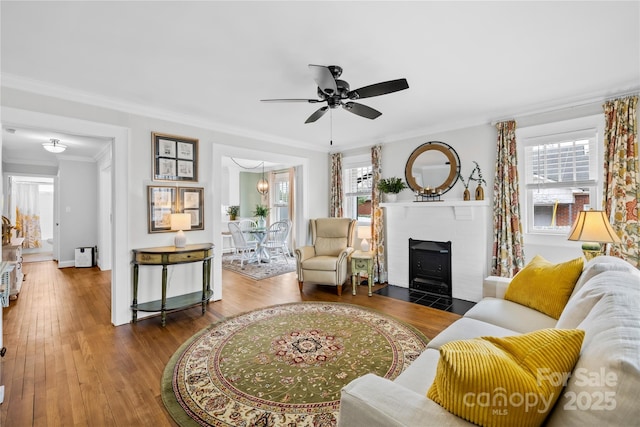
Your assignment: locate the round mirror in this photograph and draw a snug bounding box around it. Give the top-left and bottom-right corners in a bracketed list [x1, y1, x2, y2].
[405, 141, 461, 195]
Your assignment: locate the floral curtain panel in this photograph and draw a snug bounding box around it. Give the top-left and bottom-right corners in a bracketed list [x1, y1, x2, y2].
[371, 145, 387, 283]
[330, 153, 343, 217]
[491, 120, 525, 277]
[14, 182, 42, 248]
[603, 95, 639, 267]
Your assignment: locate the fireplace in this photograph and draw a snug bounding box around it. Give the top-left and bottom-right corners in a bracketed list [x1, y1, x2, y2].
[409, 239, 452, 297]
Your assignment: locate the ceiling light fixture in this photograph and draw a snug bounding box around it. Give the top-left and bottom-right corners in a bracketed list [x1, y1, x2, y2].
[256, 162, 269, 195]
[42, 138, 67, 154]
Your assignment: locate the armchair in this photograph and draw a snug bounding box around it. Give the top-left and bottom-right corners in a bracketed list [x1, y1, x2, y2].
[295, 218, 357, 296]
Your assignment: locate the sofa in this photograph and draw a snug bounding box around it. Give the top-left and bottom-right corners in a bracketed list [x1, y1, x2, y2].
[338, 255, 640, 426]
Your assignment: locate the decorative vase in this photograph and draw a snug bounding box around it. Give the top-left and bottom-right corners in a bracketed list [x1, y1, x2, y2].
[384, 193, 398, 202]
[463, 188, 470, 201]
[475, 184, 484, 201]
[229, 214, 237, 221]
[257, 217, 266, 228]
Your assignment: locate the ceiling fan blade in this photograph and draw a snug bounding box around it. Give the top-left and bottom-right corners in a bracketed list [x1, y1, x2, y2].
[342, 102, 382, 120]
[260, 98, 321, 103]
[348, 78, 409, 100]
[309, 64, 338, 96]
[305, 106, 329, 123]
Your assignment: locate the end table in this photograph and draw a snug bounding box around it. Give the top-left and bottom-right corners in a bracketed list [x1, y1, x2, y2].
[351, 250, 374, 296]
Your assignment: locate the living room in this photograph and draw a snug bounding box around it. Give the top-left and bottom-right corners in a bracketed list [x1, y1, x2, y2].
[1, 2, 639, 426]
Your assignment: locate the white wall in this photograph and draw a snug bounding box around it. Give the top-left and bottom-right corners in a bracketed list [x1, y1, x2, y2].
[1, 87, 327, 326]
[58, 159, 99, 266]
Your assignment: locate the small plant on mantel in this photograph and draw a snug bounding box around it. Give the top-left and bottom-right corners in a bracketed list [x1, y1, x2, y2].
[378, 177, 407, 194]
[458, 161, 486, 200]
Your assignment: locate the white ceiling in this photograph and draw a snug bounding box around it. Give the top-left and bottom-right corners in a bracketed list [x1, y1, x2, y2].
[1, 1, 639, 164]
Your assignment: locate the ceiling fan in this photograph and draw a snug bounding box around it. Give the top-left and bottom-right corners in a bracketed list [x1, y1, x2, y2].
[261, 64, 409, 124]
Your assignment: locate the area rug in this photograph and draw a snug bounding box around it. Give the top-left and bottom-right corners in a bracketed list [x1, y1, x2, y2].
[221, 253, 295, 280]
[162, 302, 428, 426]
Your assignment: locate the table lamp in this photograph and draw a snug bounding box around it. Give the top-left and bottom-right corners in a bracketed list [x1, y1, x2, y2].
[567, 209, 621, 260]
[358, 226, 372, 252]
[171, 213, 192, 248]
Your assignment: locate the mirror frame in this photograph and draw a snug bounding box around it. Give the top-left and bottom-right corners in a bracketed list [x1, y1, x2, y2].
[404, 141, 461, 195]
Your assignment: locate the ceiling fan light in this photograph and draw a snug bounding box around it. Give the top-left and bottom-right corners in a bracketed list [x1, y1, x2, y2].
[42, 138, 67, 153]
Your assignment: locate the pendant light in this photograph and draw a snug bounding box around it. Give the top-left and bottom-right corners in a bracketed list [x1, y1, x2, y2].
[42, 138, 67, 154]
[256, 162, 269, 195]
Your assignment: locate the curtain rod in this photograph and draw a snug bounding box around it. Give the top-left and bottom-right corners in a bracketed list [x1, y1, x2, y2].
[490, 89, 640, 126]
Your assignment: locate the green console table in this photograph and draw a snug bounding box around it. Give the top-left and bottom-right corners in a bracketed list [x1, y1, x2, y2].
[131, 243, 213, 326]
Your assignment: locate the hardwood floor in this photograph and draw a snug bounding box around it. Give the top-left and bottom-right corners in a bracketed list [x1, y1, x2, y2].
[1, 260, 460, 426]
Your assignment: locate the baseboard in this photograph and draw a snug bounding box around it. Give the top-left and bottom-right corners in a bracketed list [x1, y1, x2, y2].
[57, 260, 75, 268]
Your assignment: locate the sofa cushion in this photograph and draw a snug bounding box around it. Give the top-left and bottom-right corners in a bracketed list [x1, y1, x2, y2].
[557, 269, 640, 329]
[427, 328, 584, 427]
[546, 274, 640, 427]
[504, 255, 583, 319]
[464, 297, 557, 333]
[394, 348, 441, 394]
[426, 317, 521, 350]
[571, 255, 637, 298]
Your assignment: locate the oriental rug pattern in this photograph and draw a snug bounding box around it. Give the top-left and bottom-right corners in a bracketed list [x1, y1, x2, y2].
[162, 302, 428, 427]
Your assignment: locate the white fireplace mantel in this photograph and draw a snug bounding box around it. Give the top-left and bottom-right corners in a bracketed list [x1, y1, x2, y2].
[381, 199, 492, 302]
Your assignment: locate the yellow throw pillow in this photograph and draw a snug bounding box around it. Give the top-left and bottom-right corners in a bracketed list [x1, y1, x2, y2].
[504, 255, 584, 319]
[427, 328, 584, 427]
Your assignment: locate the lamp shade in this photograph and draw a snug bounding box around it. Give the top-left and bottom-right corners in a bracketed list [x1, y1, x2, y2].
[170, 213, 192, 231]
[567, 210, 621, 243]
[358, 226, 372, 252]
[170, 213, 192, 248]
[357, 226, 372, 240]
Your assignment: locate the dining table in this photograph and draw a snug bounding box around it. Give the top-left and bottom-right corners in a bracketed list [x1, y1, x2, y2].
[247, 228, 270, 263]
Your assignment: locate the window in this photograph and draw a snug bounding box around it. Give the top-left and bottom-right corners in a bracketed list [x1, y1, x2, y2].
[271, 171, 290, 223]
[343, 164, 373, 223]
[521, 127, 599, 234]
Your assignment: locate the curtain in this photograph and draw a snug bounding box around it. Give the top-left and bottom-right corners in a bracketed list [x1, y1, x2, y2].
[603, 95, 639, 267]
[491, 120, 525, 277]
[330, 153, 343, 217]
[371, 145, 387, 283]
[14, 182, 42, 248]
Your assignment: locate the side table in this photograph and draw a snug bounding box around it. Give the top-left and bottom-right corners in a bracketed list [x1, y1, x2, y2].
[351, 250, 374, 296]
[131, 243, 213, 326]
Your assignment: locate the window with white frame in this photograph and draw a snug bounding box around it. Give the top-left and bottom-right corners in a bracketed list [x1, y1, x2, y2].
[343, 163, 373, 223]
[271, 171, 290, 223]
[521, 126, 599, 235]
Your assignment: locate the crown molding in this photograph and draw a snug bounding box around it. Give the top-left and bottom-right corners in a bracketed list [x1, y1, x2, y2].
[1, 73, 327, 153]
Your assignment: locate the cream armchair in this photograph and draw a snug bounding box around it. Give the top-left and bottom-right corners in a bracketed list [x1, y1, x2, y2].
[295, 218, 357, 296]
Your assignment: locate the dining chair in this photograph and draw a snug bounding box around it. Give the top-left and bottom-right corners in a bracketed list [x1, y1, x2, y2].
[263, 220, 291, 263]
[228, 222, 258, 267]
[238, 219, 259, 245]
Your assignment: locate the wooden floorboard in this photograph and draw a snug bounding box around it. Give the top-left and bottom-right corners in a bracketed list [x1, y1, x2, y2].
[1, 259, 460, 426]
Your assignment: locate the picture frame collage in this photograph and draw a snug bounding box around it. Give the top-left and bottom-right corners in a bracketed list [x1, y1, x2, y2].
[148, 132, 203, 233]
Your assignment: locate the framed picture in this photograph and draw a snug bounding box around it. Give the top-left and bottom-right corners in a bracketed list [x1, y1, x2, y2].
[152, 132, 198, 182]
[148, 186, 177, 233]
[178, 187, 204, 230]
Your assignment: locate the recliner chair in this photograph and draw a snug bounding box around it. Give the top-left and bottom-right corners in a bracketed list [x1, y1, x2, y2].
[295, 218, 356, 296]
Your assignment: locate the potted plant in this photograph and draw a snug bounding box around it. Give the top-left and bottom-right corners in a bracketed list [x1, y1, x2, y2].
[253, 204, 270, 228]
[458, 161, 487, 201]
[378, 177, 407, 202]
[227, 205, 240, 220]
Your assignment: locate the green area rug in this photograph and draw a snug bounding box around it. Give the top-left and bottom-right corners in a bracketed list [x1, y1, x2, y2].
[162, 302, 428, 426]
[221, 253, 295, 280]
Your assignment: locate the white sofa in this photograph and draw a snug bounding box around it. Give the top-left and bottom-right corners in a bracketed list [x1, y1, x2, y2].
[338, 256, 640, 426]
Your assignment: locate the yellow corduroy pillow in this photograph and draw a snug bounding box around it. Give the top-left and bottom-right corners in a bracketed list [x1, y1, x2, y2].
[427, 328, 585, 427]
[504, 255, 584, 319]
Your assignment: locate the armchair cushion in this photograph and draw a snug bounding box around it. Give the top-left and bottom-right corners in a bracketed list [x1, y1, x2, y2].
[313, 218, 355, 256]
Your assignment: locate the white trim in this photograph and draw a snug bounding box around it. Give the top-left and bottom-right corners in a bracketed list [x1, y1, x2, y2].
[1, 107, 130, 326]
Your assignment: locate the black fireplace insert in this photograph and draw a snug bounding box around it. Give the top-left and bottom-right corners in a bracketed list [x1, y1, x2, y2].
[408, 239, 452, 297]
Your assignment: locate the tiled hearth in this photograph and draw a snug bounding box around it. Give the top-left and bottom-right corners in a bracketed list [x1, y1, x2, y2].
[375, 285, 476, 316]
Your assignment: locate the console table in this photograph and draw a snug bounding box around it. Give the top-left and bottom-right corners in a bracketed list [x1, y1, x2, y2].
[131, 243, 213, 326]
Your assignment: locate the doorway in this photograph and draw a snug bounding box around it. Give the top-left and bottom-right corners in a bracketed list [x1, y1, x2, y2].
[6, 175, 55, 262]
